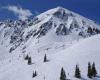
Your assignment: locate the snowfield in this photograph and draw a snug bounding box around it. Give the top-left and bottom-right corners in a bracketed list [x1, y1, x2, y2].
[0, 7, 100, 80]
[0, 33, 100, 80]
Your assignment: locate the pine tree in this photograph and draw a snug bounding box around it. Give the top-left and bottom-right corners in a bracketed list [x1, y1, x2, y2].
[32, 71, 37, 78]
[60, 67, 67, 80]
[75, 64, 81, 78]
[91, 62, 97, 77]
[44, 54, 47, 62]
[24, 54, 29, 60]
[87, 62, 92, 78]
[28, 57, 32, 65]
[35, 71, 37, 76]
[32, 71, 35, 77]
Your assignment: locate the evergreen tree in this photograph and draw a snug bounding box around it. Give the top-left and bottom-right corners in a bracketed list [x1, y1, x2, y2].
[24, 54, 29, 60]
[28, 57, 32, 65]
[60, 67, 67, 80]
[75, 64, 81, 78]
[32, 71, 35, 77]
[32, 71, 37, 78]
[91, 62, 97, 77]
[35, 71, 37, 76]
[44, 54, 47, 62]
[87, 62, 92, 78]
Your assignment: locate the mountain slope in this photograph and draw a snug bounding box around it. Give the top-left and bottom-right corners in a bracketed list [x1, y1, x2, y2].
[0, 7, 100, 80]
[34, 34, 100, 80]
[0, 6, 100, 55]
[0, 33, 100, 80]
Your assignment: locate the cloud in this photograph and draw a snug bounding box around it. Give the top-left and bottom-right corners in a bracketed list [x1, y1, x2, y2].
[3, 5, 33, 20]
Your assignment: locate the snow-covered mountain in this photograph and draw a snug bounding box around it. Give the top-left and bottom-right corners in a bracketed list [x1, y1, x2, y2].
[0, 7, 100, 53]
[0, 7, 100, 80]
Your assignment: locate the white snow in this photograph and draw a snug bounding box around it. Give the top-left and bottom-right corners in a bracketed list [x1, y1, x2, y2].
[0, 7, 100, 80]
[0, 34, 100, 80]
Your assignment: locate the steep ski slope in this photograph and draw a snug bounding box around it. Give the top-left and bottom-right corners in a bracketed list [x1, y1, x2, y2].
[0, 34, 100, 80]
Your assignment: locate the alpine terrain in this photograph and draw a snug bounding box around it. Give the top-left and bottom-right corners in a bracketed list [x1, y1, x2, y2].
[0, 7, 100, 80]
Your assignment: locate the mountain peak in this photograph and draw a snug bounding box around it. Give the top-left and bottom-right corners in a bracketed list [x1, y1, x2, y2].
[48, 6, 70, 15]
[37, 6, 70, 19]
[55, 6, 66, 10]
